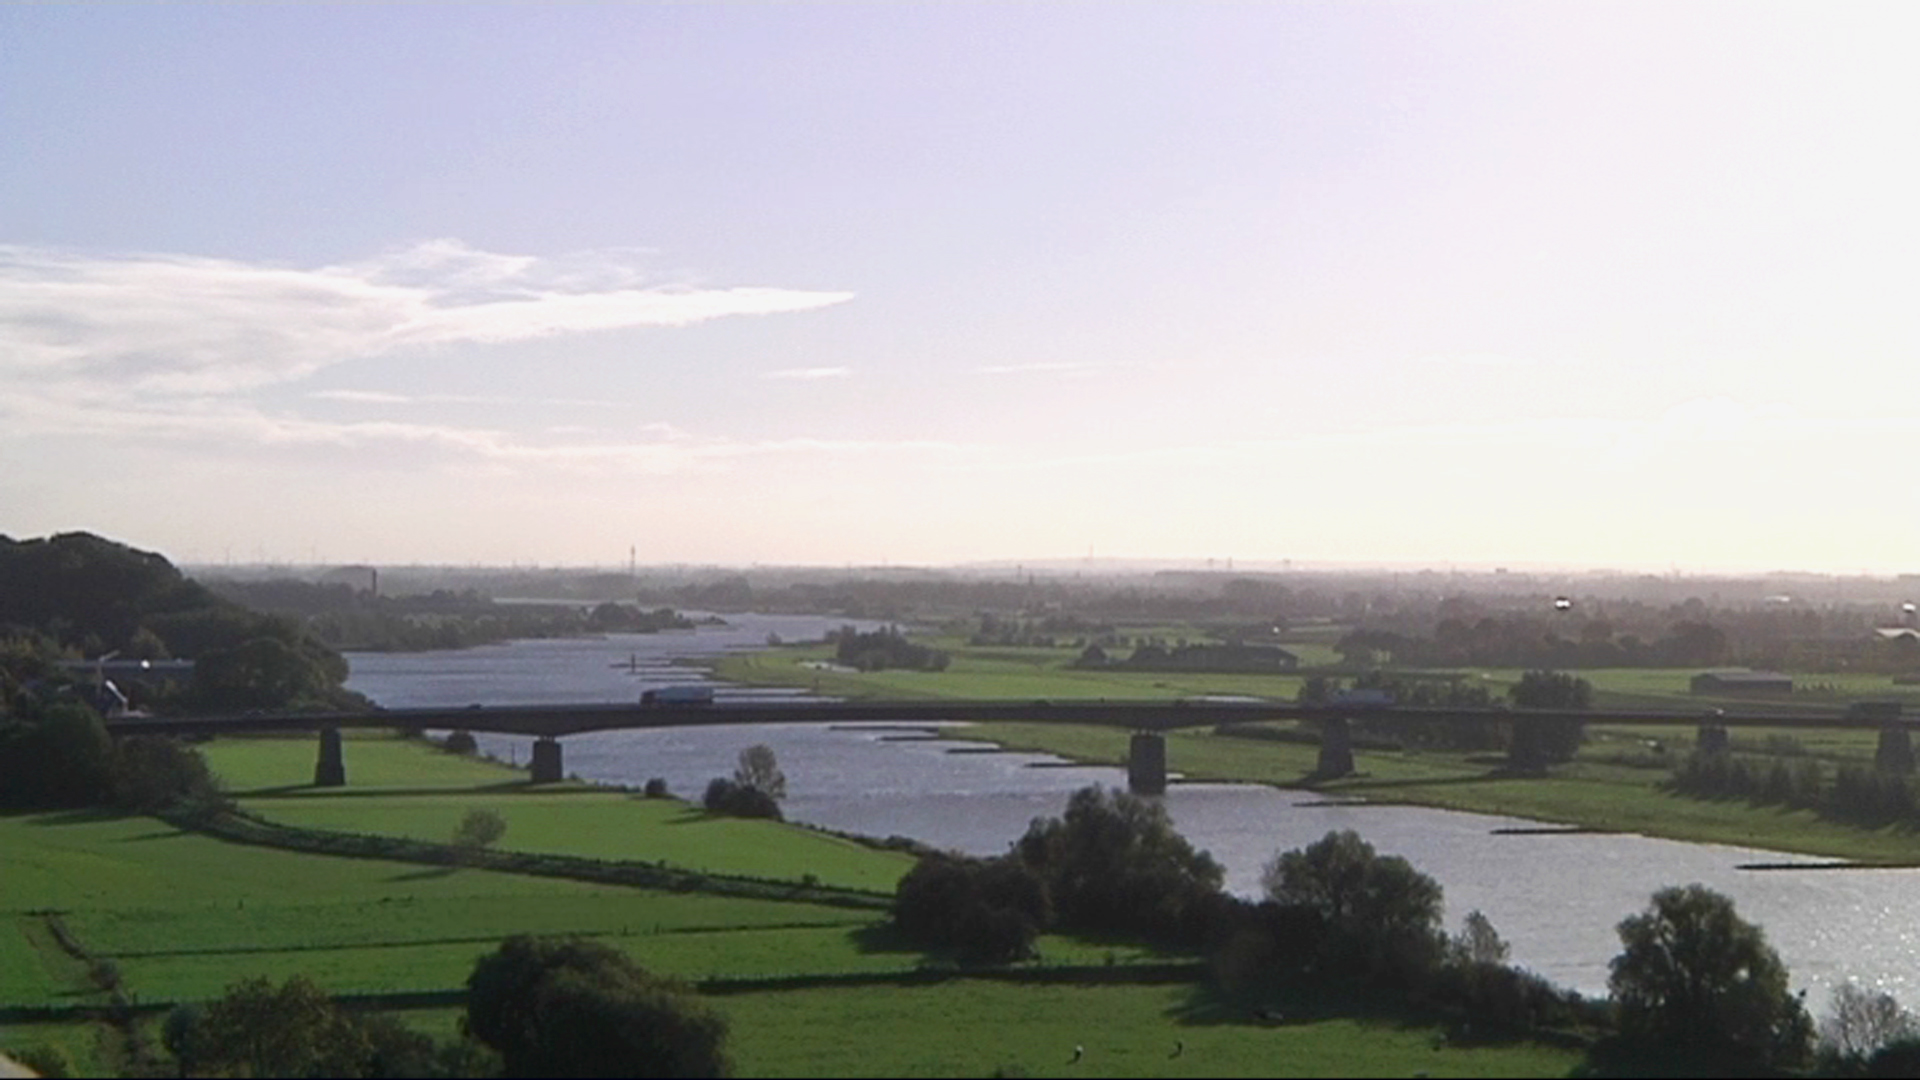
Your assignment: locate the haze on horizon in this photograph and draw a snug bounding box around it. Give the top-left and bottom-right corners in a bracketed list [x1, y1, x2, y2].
[4, 4, 1917, 577]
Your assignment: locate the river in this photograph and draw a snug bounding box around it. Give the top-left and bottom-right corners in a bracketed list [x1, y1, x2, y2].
[343, 612, 1920, 1008]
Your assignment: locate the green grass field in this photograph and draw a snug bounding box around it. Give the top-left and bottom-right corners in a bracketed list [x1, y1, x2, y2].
[1, 734, 1589, 1077]
[714, 639, 1920, 863]
[374, 979, 1584, 1079]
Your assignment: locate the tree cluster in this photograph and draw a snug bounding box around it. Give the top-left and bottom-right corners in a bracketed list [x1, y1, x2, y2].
[702, 744, 785, 820]
[163, 975, 496, 1078]
[1335, 617, 1731, 670]
[0, 533, 364, 715]
[892, 787, 1227, 961]
[827, 625, 950, 672]
[893, 854, 1050, 962]
[465, 935, 731, 1077]
[1075, 641, 1299, 674]
[0, 696, 223, 814]
[1672, 749, 1920, 829]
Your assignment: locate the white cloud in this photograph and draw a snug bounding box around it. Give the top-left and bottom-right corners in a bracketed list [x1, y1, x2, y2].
[763, 366, 853, 380]
[309, 389, 414, 404]
[974, 361, 1101, 376]
[0, 240, 854, 398]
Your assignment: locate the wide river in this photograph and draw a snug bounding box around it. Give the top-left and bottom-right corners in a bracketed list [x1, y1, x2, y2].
[344, 612, 1920, 1008]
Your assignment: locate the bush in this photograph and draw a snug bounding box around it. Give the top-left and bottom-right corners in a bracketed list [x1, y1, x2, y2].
[702, 778, 782, 821]
[9, 1045, 74, 1078]
[453, 808, 508, 852]
[466, 935, 730, 1077]
[644, 777, 671, 798]
[894, 854, 1049, 963]
[110, 733, 224, 813]
[442, 730, 479, 755]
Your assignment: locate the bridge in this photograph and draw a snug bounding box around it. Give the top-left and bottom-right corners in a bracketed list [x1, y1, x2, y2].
[104, 698, 1917, 794]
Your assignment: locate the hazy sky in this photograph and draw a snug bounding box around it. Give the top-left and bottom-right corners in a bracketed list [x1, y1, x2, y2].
[5, 3, 1918, 572]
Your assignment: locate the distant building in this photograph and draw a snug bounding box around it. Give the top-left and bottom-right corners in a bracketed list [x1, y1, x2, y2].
[1690, 670, 1794, 695]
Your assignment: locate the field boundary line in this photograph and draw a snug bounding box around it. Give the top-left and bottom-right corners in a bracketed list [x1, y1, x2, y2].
[162, 805, 894, 911]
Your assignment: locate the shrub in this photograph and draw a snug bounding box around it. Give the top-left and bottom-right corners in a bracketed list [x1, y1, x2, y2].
[442, 729, 479, 755]
[702, 778, 782, 821]
[10, 1045, 74, 1078]
[894, 854, 1049, 963]
[452, 808, 508, 852]
[644, 777, 671, 798]
[465, 935, 730, 1077]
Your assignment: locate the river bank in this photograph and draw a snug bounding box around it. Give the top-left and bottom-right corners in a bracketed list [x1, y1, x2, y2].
[706, 644, 1920, 866]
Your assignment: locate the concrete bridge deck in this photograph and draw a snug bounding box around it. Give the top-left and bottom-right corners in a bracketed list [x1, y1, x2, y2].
[104, 698, 1902, 739]
[104, 698, 1914, 794]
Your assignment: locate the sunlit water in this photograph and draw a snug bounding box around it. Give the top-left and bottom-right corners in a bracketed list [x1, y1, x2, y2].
[344, 614, 1920, 1006]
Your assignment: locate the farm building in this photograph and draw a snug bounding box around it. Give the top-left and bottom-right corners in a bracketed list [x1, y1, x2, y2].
[1690, 670, 1794, 695]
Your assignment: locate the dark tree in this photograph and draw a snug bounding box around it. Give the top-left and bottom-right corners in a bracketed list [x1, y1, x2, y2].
[1608, 884, 1812, 1073]
[1262, 829, 1446, 986]
[466, 935, 730, 1078]
[701, 777, 782, 821]
[1016, 786, 1223, 944]
[0, 700, 115, 809]
[732, 744, 786, 799]
[110, 734, 223, 813]
[1507, 670, 1591, 766]
[894, 853, 1050, 963]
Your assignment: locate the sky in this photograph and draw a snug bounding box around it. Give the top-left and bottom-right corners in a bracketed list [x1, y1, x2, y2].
[4, 3, 1919, 574]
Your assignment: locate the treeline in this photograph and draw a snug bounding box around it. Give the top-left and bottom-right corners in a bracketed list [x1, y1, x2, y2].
[968, 612, 1111, 648]
[1074, 640, 1299, 674]
[1670, 748, 1920, 830]
[91, 935, 728, 1078]
[827, 625, 950, 672]
[1281, 670, 1589, 763]
[208, 577, 702, 651]
[887, 784, 1872, 1074]
[0, 694, 224, 814]
[1335, 618, 1733, 669]
[0, 533, 364, 715]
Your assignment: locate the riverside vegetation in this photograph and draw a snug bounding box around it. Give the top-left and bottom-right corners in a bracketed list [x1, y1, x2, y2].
[710, 628, 1920, 865]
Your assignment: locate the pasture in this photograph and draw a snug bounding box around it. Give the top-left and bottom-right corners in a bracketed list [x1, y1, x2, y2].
[715, 637, 1920, 863]
[0, 734, 1591, 1077]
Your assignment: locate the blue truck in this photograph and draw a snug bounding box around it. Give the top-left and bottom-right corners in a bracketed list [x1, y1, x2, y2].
[641, 685, 715, 707]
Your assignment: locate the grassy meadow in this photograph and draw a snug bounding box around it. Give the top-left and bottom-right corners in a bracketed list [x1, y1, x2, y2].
[710, 634, 1920, 864]
[1, 734, 1589, 1076]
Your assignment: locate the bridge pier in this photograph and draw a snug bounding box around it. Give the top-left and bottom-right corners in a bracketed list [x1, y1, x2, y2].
[1128, 732, 1167, 796]
[530, 737, 564, 784]
[1316, 717, 1354, 779]
[313, 726, 346, 787]
[1877, 727, 1914, 772]
[1696, 724, 1730, 755]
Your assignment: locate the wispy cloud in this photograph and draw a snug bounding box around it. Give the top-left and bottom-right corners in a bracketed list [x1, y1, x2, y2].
[763, 366, 853, 380]
[0, 240, 854, 398]
[308, 389, 627, 409]
[974, 361, 1101, 376]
